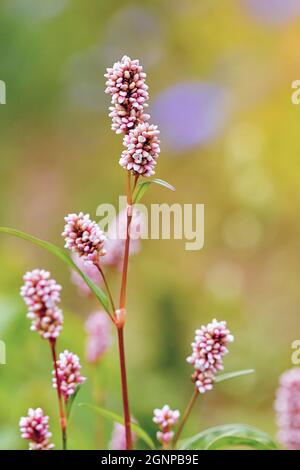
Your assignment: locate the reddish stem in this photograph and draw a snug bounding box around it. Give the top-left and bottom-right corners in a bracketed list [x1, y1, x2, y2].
[117, 327, 132, 450]
[119, 172, 133, 309]
[116, 171, 134, 450]
[50, 339, 67, 450]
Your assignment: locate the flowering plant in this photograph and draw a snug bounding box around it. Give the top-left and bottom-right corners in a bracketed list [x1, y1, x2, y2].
[1, 56, 279, 451]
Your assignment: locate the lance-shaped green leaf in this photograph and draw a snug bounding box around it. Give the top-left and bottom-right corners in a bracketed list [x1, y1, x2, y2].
[0, 227, 110, 312]
[179, 424, 278, 450]
[215, 369, 255, 384]
[133, 178, 175, 204]
[79, 403, 155, 450]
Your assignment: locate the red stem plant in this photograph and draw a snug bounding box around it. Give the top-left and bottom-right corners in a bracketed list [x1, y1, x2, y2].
[5, 55, 276, 451]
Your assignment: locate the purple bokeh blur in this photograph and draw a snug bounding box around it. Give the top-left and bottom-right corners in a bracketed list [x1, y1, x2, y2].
[242, 0, 300, 26]
[151, 81, 229, 153]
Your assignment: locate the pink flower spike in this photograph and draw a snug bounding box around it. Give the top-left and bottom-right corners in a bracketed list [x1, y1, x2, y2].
[187, 319, 234, 394]
[62, 212, 106, 264]
[52, 350, 86, 402]
[20, 269, 63, 340]
[275, 368, 300, 450]
[109, 104, 150, 135]
[120, 122, 160, 177]
[193, 370, 215, 394]
[105, 56, 149, 135]
[85, 311, 112, 364]
[153, 405, 180, 447]
[19, 408, 54, 450]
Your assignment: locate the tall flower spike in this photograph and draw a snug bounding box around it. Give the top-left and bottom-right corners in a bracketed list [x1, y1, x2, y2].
[52, 350, 86, 402]
[187, 319, 234, 394]
[120, 122, 160, 177]
[105, 55, 150, 134]
[62, 212, 106, 264]
[275, 368, 300, 450]
[153, 405, 180, 447]
[20, 269, 63, 340]
[19, 408, 54, 450]
[85, 311, 112, 364]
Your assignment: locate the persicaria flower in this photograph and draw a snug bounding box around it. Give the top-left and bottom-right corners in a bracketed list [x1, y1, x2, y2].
[275, 368, 300, 450]
[19, 408, 54, 450]
[52, 350, 86, 401]
[105, 55, 149, 134]
[187, 319, 234, 394]
[120, 122, 160, 177]
[192, 370, 214, 394]
[153, 405, 180, 447]
[62, 212, 106, 263]
[85, 311, 112, 363]
[108, 104, 150, 135]
[109, 422, 137, 450]
[20, 269, 63, 340]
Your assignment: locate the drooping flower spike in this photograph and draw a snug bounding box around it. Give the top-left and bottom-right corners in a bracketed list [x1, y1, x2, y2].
[275, 368, 300, 450]
[105, 55, 150, 135]
[153, 405, 180, 447]
[52, 350, 86, 402]
[187, 319, 234, 394]
[20, 269, 63, 340]
[19, 408, 54, 450]
[62, 212, 106, 264]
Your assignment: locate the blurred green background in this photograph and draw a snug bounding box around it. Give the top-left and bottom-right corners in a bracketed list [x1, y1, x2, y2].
[1, 0, 300, 449]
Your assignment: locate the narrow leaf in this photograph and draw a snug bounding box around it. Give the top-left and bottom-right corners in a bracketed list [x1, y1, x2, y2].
[133, 182, 151, 204]
[179, 424, 278, 450]
[0, 227, 110, 312]
[207, 435, 274, 450]
[67, 384, 83, 419]
[151, 178, 176, 192]
[79, 403, 155, 450]
[215, 369, 255, 383]
[133, 178, 175, 204]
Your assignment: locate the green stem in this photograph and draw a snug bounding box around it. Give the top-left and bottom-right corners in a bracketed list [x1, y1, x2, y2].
[172, 388, 198, 449]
